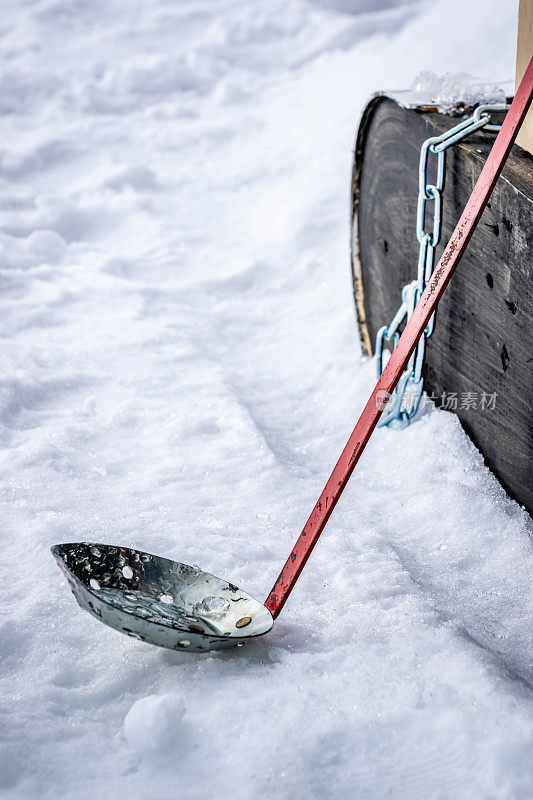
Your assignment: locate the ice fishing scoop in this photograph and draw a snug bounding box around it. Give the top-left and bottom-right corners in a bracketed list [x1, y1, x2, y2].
[52, 59, 533, 654]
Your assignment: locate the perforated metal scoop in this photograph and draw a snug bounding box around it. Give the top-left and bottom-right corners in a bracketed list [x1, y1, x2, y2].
[52, 543, 273, 652]
[51, 70, 533, 655]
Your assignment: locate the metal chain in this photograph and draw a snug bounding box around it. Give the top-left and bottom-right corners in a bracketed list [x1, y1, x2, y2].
[375, 103, 509, 429]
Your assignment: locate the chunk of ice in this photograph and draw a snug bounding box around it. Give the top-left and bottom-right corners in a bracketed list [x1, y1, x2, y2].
[193, 596, 230, 619]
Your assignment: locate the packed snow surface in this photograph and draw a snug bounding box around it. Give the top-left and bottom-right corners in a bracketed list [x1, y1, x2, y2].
[0, 0, 531, 799]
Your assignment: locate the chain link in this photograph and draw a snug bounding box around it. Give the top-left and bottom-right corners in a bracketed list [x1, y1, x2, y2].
[375, 103, 509, 428]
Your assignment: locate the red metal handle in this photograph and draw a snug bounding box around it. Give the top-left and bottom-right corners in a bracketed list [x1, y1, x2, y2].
[265, 57, 533, 619]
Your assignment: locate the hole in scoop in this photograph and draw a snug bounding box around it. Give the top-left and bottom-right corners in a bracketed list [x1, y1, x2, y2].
[122, 566, 133, 579]
[123, 628, 144, 640]
[177, 640, 190, 648]
[189, 624, 204, 633]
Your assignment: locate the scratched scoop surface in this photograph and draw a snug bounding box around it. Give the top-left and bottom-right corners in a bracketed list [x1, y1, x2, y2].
[51, 543, 273, 652]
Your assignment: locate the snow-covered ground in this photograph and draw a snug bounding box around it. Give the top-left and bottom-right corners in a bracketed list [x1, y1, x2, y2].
[1, 0, 531, 798]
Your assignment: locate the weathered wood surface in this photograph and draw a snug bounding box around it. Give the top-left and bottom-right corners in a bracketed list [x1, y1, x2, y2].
[351, 96, 533, 516]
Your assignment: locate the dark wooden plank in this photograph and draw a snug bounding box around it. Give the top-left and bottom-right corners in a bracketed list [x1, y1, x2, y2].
[351, 96, 533, 516]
